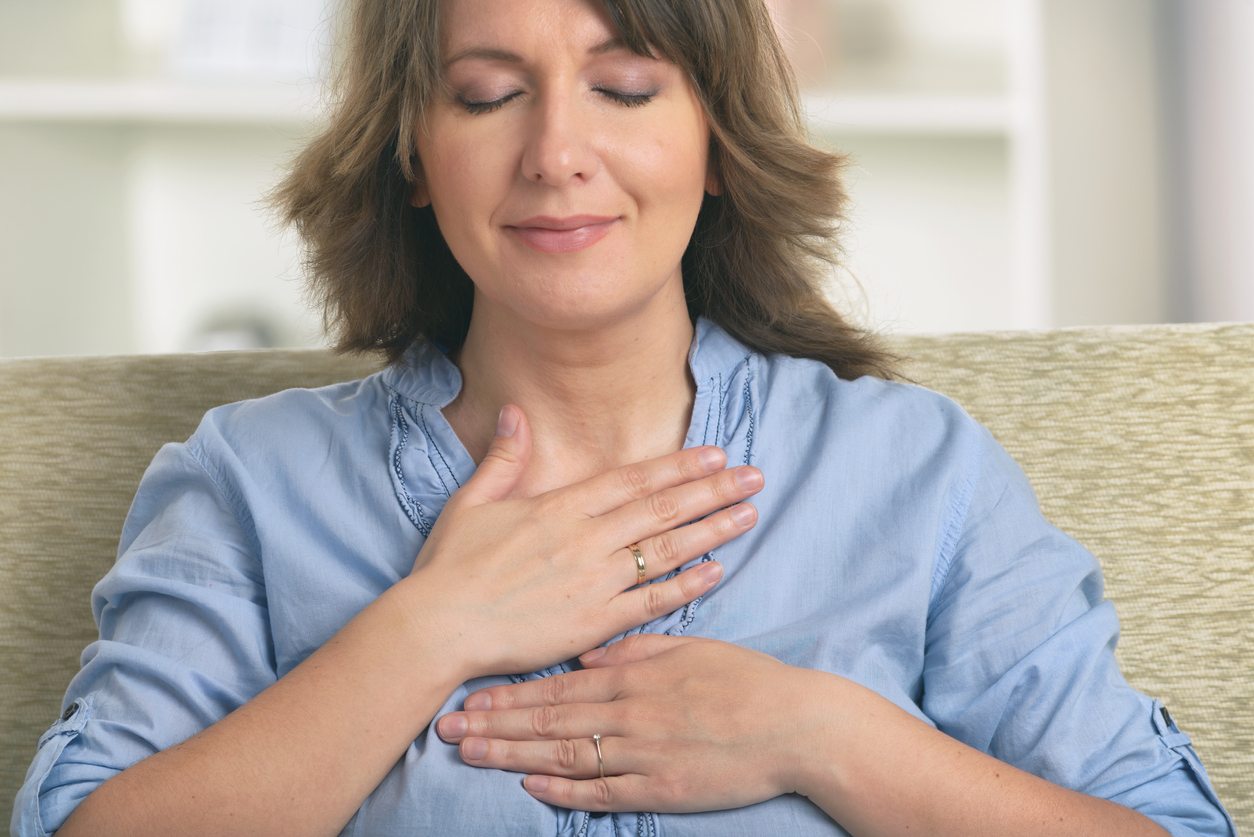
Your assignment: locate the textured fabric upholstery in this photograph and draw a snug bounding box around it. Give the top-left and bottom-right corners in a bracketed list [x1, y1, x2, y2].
[0, 350, 380, 819]
[2, 326, 1250, 827]
[895, 323, 1253, 827]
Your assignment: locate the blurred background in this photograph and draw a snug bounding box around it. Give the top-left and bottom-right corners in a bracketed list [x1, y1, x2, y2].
[0, 0, 1251, 356]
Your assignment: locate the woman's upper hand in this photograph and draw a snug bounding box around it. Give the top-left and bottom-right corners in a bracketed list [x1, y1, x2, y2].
[436, 633, 1175, 837]
[398, 405, 763, 681]
[434, 634, 820, 814]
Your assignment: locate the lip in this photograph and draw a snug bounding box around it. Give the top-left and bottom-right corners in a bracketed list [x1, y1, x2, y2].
[507, 215, 619, 254]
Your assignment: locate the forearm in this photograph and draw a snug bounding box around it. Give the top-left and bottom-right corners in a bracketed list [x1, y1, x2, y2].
[58, 580, 471, 837]
[793, 671, 1170, 837]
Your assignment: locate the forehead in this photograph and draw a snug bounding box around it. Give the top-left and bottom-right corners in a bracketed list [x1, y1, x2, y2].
[440, 0, 622, 62]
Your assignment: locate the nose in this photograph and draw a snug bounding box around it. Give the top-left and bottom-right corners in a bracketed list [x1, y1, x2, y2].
[520, 90, 600, 186]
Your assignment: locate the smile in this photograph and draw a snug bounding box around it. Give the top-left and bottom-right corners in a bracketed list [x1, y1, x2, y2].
[507, 215, 619, 254]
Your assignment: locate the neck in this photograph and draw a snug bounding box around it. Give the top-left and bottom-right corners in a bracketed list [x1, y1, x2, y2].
[443, 289, 697, 498]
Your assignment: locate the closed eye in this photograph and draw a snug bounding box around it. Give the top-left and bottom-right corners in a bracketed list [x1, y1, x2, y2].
[458, 92, 522, 114]
[458, 87, 659, 114]
[596, 87, 658, 107]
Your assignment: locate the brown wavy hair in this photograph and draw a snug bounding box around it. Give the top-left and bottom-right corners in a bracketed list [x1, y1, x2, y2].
[272, 0, 895, 380]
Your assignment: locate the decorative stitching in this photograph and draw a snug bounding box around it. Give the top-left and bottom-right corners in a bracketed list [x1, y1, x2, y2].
[389, 392, 433, 535]
[418, 407, 455, 498]
[701, 376, 715, 445]
[741, 359, 756, 466]
[715, 372, 726, 443]
[667, 555, 712, 637]
[576, 811, 590, 837]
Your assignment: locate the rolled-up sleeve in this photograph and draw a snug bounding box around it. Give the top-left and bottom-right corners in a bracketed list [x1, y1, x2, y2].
[921, 427, 1236, 837]
[11, 435, 277, 837]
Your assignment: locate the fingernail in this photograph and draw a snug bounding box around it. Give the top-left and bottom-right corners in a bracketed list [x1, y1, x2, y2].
[524, 775, 550, 793]
[462, 738, 488, 760]
[730, 503, 756, 527]
[699, 561, 723, 584]
[464, 692, 491, 711]
[439, 713, 467, 739]
[580, 647, 608, 664]
[698, 447, 724, 472]
[734, 466, 763, 491]
[496, 406, 519, 438]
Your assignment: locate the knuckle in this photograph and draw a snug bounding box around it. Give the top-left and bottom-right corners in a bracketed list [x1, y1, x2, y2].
[591, 778, 615, 806]
[646, 490, 680, 523]
[650, 533, 681, 565]
[642, 582, 671, 617]
[540, 675, 570, 706]
[487, 688, 514, 710]
[677, 449, 705, 479]
[710, 509, 738, 537]
[619, 465, 652, 497]
[531, 705, 560, 737]
[556, 739, 579, 771]
[534, 492, 574, 522]
[717, 468, 743, 498]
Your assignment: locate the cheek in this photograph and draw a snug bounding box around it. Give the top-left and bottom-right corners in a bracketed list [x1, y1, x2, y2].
[612, 115, 709, 243]
[419, 124, 515, 251]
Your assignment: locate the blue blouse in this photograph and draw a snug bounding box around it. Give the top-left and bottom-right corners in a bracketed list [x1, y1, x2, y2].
[12, 319, 1235, 837]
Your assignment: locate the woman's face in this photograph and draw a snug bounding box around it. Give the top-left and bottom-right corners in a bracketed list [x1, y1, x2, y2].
[416, 0, 715, 333]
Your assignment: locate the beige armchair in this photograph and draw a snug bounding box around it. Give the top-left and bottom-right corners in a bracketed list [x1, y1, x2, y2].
[2, 324, 1250, 828]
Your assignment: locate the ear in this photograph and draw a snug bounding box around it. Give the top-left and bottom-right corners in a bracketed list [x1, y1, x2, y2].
[704, 155, 722, 197]
[411, 178, 431, 208]
[411, 157, 431, 208]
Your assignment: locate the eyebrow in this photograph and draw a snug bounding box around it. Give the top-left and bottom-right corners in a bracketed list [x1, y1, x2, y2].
[443, 36, 638, 69]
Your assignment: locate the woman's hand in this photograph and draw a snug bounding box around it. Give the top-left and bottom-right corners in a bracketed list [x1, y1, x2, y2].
[401, 406, 764, 680]
[436, 634, 1174, 837]
[434, 634, 818, 813]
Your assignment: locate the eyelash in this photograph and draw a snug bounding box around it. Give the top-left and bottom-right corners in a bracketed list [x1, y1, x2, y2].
[458, 87, 658, 115]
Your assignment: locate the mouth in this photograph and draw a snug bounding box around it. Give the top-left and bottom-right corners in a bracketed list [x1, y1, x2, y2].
[506, 215, 619, 254]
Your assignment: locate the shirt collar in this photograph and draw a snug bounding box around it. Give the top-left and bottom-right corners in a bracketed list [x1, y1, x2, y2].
[385, 315, 752, 407]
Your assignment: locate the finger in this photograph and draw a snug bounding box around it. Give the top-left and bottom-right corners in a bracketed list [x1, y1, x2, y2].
[607, 561, 723, 632]
[438, 702, 615, 744]
[578, 634, 703, 669]
[458, 735, 627, 780]
[623, 502, 757, 585]
[455, 405, 532, 504]
[601, 465, 763, 548]
[559, 446, 727, 518]
[523, 773, 653, 813]
[459, 667, 618, 714]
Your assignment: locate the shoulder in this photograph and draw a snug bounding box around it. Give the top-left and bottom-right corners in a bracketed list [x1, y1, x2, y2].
[184, 372, 394, 485]
[754, 351, 986, 462]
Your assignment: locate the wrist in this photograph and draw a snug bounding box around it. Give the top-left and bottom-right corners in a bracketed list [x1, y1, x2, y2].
[782, 668, 856, 802]
[383, 573, 484, 685]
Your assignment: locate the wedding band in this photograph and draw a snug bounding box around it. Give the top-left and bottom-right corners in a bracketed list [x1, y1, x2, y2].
[628, 544, 646, 585]
[593, 733, 605, 779]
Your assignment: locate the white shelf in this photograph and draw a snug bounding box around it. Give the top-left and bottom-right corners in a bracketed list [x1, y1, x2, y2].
[0, 80, 323, 124]
[803, 93, 1012, 136]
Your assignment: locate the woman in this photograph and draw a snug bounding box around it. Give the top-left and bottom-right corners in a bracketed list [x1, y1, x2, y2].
[13, 0, 1234, 835]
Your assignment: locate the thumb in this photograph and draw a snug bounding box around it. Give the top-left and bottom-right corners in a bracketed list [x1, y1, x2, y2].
[578, 634, 702, 668]
[461, 404, 531, 503]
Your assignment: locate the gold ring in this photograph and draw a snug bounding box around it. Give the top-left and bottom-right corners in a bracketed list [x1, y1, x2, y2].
[593, 733, 605, 779]
[628, 544, 645, 585]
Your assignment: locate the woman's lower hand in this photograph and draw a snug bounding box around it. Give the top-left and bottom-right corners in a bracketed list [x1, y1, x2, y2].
[401, 405, 763, 680]
[435, 634, 823, 814]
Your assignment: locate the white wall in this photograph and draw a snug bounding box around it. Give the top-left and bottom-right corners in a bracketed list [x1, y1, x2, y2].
[1174, 0, 1254, 323]
[0, 124, 134, 355]
[128, 126, 318, 353]
[828, 134, 1013, 333]
[1045, 0, 1170, 327]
